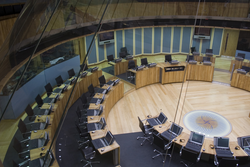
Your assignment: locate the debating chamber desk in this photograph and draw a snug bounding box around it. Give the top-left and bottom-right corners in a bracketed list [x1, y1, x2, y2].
[26, 69, 102, 167]
[229, 59, 250, 72]
[129, 62, 214, 89]
[152, 120, 248, 161]
[109, 58, 137, 76]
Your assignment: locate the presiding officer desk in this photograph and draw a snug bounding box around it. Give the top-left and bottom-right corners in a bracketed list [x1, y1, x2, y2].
[27, 69, 102, 166]
[87, 81, 124, 165]
[150, 118, 248, 161]
[129, 62, 214, 89]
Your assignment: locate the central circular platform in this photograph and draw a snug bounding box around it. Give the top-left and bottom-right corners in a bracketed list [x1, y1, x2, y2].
[183, 110, 232, 138]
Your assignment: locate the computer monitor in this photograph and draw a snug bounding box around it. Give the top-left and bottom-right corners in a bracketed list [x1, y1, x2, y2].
[241, 66, 250, 73]
[216, 137, 229, 149]
[242, 138, 250, 147]
[165, 55, 172, 62]
[105, 131, 115, 145]
[170, 123, 182, 135]
[190, 132, 204, 145]
[158, 112, 167, 124]
[68, 69, 75, 78]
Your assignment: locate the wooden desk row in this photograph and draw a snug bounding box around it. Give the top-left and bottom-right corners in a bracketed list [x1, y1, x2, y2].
[109, 58, 138, 76]
[129, 62, 214, 89]
[28, 70, 102, 166]
[153, 121, 248, 159]
[194, 55, 216, 64]
[87, 81, 124, 166]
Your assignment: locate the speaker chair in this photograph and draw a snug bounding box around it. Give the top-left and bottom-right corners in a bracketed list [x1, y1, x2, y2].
[137, 117, 153, 146]
[180, 146, 201, 167]
[141, 58, 148, 66]
[98, 75, 106, 87]
[152, 133, 172, 163]
[80, 146, 100, 167]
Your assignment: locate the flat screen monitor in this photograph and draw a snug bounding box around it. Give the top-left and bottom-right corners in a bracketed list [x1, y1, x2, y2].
[170, 123, 182, 135]
[105, 131, 114, 145]
[217, 137, 229, 148]
[68, 69, 75, 78]
[194, 28, 211, 36]
[99, 32, 114, 45]
[158, 112, 167, 124]
[190, 132, 204, 145]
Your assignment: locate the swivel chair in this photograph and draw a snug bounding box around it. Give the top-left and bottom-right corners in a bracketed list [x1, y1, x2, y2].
[165, 55, 172, 62]
[75, 121, 88, 137]
[76, 106, 87, 125]
[137, 117, 153, 146]
[203, 56, 211, 62]
[141, 58, 148, 66]
[98, 75, 106, 87]
[80, 94, 90, 109]
[152, 133, 171, 163]
[80, 146, 100, 167]
[180, 146, 201, 167]
[87, 84, 95, 97]
[127, 60, 136, 81]
[55, 75, 64, 87]
[13, 137, 30, 160]
[119, 47, 129, 58]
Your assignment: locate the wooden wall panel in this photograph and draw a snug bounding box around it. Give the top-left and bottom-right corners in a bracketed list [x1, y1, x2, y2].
[0, 17, 16, 47]
[221, 29, 240, 57]
[127, 2, 146, 18]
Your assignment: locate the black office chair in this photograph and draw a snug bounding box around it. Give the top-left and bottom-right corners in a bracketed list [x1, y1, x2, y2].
[203, 57, 211, 62]
[187, 55, 194, 61]
[180, 146, 201, 167]
[75, 121, 88, 137]
[98, 75, 106, 87]
[35, 94, 45, 108]
[165, 55, 172, 62]
[107, 54, 114, 62]
[152, 133, 171, 163]
[137, 117, 153, 146]
[128, 60, 136, 69]
[141, 58, 148, 66]
[206, 49, 213, 53]
[215, 158, 239, 167]
[68, 68, 75, 78]
[80, 94, 90, 109]
[44, 83, 54, 97]
[55, 75, 64, 87]
[119, 47, 129, 58]
[76, 106, 87, 125]
[80, 146, 100, 167]
[190, 47, 196, 53]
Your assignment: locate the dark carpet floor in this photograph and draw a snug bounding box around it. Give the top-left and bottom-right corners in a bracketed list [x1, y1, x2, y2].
[55, 95, 250, 167]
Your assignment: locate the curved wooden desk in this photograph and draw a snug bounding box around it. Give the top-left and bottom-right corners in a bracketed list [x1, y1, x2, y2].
[186, 63, 214, 82]
[28, 70, 102, 166]
[231, 70, 250, 94]
[229, 59, 250, 72]
[87, 81, 124, 166]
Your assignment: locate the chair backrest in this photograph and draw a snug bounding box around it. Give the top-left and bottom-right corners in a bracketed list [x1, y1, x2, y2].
[35, 94, 44, 107]
[138, 117, 146, 134]
[190, 47, 196, 53]
[165, 55, 172, 62]
[141, 58, 148, 66]
[80, 94, 88, 104]
[153, 133, 166, 151]
[68, 68, 75, 78]
[13, 137, 22, 153]
[128, 60, 136, 69]
[203, 57, 210, 62]
[107, 55, 114, 62]
[206, 49, 213, 53]
[180, 147, 199, 163]
[55, 75, 64, 87]
[25, 104, 34, 117]
[120, 47, 128, 54]
[218, 158, 239, 167]
[119, 52, 127, 58]
[98, 75, 106, 87]
[44, 83, 53, 97]
[88, 84, 95, 94]
[18, 119, 27, 133]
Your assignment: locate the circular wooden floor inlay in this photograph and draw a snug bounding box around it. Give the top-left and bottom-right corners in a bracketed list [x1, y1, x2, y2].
[183, 110, 232, 138]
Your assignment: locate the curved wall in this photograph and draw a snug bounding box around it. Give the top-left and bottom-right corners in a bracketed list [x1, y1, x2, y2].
[85, 26, 224, 65]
